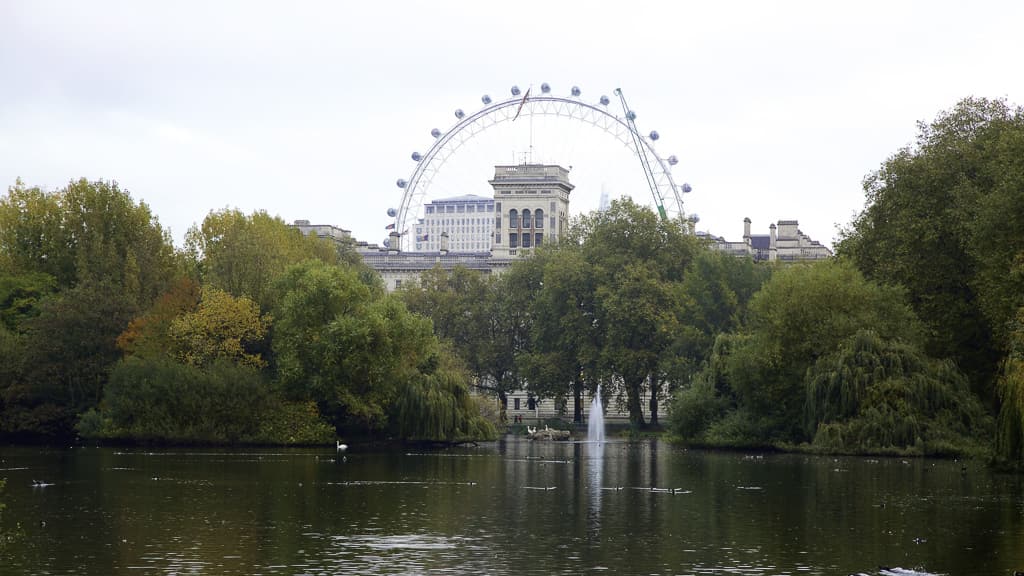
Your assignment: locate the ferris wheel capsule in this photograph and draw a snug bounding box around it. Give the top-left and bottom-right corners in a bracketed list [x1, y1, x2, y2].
[626, 110, 637, 121]
[649, 130, 660, 141]
[541, 83, 551, 94]
[387, 207, 397, 217]
[411, 152, 422, 162]
[455, 109, 465, 119]
[511, 85, 521, 96]
[431, 128, 441, 138]
[600, 95, 610, 106]
[482, 95, 492, 105]
[682, 183, 693, 193]
[668, 155, 678, 166]
[396, 179, 407, 188]
[571, 86, 581, 97]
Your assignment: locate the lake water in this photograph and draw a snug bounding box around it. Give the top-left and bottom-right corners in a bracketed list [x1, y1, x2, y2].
[1, 439, 1022, 575]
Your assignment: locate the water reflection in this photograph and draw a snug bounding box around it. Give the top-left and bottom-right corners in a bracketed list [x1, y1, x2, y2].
[586, 440, 604, 536]
[0, 444, 1022, 575]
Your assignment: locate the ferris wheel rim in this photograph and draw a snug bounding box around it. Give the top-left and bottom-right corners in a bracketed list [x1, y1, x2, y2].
[392, 89, 688, 251]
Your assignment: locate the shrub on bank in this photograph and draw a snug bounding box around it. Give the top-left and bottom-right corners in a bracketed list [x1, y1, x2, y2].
[77, 357, 333, 445]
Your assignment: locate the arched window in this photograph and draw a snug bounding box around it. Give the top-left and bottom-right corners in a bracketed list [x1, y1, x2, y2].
[534, 208, 544, 228]
[522, 209, 532, 229]
[509, 209, 519, 228]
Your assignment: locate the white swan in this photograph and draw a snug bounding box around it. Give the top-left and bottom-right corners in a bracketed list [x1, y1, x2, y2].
[336, 441, 348, 452]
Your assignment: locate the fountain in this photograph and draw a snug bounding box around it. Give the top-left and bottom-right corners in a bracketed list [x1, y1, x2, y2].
[588, 384, 605, 443]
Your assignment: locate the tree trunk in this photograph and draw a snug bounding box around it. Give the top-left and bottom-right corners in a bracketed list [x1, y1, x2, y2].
[649, 375, 660, 426]
[626, 377, 646, 428]
[572, 378, 583, 423]
[498, 390, 508, 423]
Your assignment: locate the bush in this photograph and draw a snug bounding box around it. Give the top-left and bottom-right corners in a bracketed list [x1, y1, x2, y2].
[668, 377, 728, 440]
[804, 330, 992, 456]
[79, 357, 333, 445]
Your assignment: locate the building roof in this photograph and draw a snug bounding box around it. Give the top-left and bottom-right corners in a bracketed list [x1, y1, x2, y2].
[749, 235, 770, 250]
[429, 194, 493, 204]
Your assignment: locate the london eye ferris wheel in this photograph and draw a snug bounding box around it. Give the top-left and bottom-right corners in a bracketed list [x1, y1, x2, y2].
[388, 83, 693, 252]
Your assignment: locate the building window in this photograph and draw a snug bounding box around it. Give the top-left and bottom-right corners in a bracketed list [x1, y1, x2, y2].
[522, 233, 531, 248]
[534, 209, 543, 228]
[509, 233, 519, 248]
[514, 398, 520, 410]
[535, 233, 543, 246]
[509, 209, 519, 228]
[522, 209, 532, 228]
[395, 279, 402, 289]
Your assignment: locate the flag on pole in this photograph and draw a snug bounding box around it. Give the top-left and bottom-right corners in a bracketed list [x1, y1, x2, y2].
[385, 223, 396, 230]
[512, 87, 531, 121]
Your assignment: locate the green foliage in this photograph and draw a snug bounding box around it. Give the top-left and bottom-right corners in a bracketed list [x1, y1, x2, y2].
[668, 375, 728, 440]
[0, 272, 57, 331]
[251, 400, 335, 445]
[79, 356, 331, 444]
[168, 287, 269, 368]
[391, 353, 497, 442]
[1, 278, 137, 440]
[672, 261, 930, 446]
[273, 259, 489, 442]
[837, 97, 1024, 398]
[995, 309, 1024, 465]
[0, 178, 178, 306]
[805, 330, 991, 455]
[185, 209, 354, 311]
[577, 198, 702, 426]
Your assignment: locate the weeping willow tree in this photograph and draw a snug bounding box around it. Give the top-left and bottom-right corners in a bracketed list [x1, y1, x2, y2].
[805, 330, 991, 455]
[995, 308, 1024, 465]
[391, 352, 497, 443]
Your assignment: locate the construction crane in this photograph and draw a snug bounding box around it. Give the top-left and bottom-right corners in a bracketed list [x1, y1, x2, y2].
[614, 87, 669, 221]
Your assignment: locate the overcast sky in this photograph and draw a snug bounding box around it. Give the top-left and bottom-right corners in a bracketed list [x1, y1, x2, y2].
[3, 1, 1022, 250]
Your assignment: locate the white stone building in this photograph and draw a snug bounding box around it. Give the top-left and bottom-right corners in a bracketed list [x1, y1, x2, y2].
[489, 164, 573, 259]
[707, 217, 832, 262]
[414, 195, 495, 252]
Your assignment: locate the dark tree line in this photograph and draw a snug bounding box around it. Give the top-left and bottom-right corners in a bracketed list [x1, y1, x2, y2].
[1, 181, 494, 444]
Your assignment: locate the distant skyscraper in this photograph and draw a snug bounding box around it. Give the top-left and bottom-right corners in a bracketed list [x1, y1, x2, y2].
[599, 183, 610, 211]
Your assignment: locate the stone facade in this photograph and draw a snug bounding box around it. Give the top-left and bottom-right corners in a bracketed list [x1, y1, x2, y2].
[706, 217, 832, 262]
[489, 164, 573, 260]
[291, 220, 352, 243]
[413, 194, 495, 252]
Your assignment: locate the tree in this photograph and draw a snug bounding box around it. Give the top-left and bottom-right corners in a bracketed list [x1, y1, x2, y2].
[3, 278, 137, 439]
[995, 308, 1024, 465]
[577, 198, 700, 426]
[805, 330, 991, 454]
[674, 261, 925, 444]
[168, 288, 269, 369]
[0, 178, 178, 306]
[185, 209, 352, 311]
[116, 277, 202, 359]
[837, 97, 1024, 400]
[398, 265, 489, 366]
[271, 259, 490, 441]
[520, 245, 600, 423]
